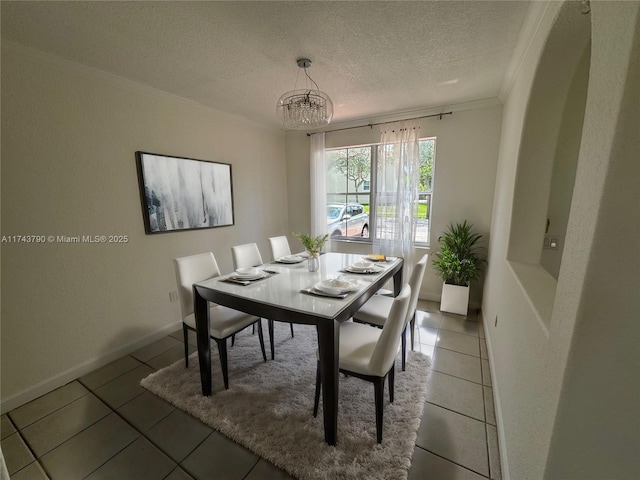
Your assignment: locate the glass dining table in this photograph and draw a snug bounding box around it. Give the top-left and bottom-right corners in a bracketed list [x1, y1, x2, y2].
[193, 252, 403, 445]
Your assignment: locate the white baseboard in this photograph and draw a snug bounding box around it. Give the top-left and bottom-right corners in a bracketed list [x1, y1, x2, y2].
[482, 319, 510, 480]
[1, 321, 183, 414]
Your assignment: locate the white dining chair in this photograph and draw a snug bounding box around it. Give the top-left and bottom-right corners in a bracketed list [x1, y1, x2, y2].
[313, 285, 411, 444]
[174, 252, 267, 389]
[231, 242, 264, 269]
[352, 254, 428, 371]
[231, 242, 294, 355]
[268, 235, 291, 261]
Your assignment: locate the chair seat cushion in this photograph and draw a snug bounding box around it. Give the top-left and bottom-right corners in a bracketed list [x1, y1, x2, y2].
[315, 322, 382, 376]
[352, 294, 393, 327]
[183, 306, 259, 339]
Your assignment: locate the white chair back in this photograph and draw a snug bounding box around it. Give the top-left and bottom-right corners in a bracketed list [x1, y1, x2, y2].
[369, 285, 411, 377]
[268, 236, 291, 260]
[174, 252, 221, 320]
[231, 243, 263, 269]
[406, 254, 428, 325]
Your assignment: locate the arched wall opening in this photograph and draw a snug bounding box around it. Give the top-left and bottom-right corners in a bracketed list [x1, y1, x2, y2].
[507, 1, 591, 326]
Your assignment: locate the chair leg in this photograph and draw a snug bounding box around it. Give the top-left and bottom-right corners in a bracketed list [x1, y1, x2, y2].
[313, 361, 321, 417]
[231, 333, 235, 346]
[401, 325, 407, 372]
[182, 324, 190, 368]
[290, 322, 295, 338]
[389, 362, 395, 403]
[410, 311, 416, 351]
[215, 338, 230, 389]
[268, 319, 275, 360]
[373, 377, 385, 444]
[252, 324, 256, 335]
[257, 320, 267, 362]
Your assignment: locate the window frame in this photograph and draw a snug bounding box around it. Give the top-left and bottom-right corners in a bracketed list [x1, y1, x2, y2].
[325, 137, 435, 247]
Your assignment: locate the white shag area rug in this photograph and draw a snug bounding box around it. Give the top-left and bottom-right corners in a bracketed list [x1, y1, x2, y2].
[141, 323, 430, 480]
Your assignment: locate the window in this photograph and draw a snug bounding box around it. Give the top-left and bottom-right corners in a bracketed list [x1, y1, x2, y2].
[416, 139, 435, 244]
[326, 146, 371, 238]
[326, 138, 435, 245]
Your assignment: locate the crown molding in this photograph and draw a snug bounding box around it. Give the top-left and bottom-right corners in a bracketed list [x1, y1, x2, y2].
[498, 1, 554, 102]
[1, 41, 282, 134]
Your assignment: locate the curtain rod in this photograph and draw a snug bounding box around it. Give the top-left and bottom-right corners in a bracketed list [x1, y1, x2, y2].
[305, 111, 453, 136]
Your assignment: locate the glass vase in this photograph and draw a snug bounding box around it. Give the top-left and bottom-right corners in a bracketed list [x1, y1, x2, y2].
[307, 252, 320, 272]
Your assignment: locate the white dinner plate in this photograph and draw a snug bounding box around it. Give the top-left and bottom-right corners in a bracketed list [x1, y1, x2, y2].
[315, 278, 358, 295]
[277, 255, 304, 264]
[234, 267, 262, 280]
[349, 261, 374, 271]
[344, 265, 383, 274]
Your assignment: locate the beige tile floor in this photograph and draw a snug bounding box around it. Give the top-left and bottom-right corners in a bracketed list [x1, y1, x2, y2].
[1, 300, 501, 479]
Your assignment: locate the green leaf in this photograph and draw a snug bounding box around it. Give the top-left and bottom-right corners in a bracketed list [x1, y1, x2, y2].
[432, 221, 486, 285]
[293, 232, 329, 254]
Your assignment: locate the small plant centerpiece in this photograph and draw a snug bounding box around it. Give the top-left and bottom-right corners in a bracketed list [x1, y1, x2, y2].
[294, 232, 329, 272]
[432, 221, 486, 315]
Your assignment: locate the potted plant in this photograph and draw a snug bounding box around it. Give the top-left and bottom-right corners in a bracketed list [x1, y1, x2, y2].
[294, 232, 329, 272]
[432, 221, 486, 315]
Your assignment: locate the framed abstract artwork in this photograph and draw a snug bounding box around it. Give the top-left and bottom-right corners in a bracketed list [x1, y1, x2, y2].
[136, 151, 234, 234]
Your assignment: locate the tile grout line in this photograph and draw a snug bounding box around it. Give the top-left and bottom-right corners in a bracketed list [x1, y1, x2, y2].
[101, 389, 192, 475]
[433, 344, 481, 358]
[414, 445, 491, 479]
[116, 391, 176, 435]
[433, 345, 483, 361]
[76, 358, 143, 392]
[80, 433, 140, 480]
[241, 457, 263, 480]
[437, 327, 482, 338]
[176, 430, 216, 479]
[480, 336, 487, 424]
[423, 400, 486, 425]
[47, 393, 130, 479]
[80, 347, 190, 479]
[429, 366, 484, 387]
[4, 414, 47, 479]
[21, 393, 115, 459]
[480, 333, 493, 479]
[23, 389, 139, 479]
[8, 386, 92, 431]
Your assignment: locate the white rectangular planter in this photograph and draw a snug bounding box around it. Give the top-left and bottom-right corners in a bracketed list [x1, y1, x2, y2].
[440, 282, 470, 315]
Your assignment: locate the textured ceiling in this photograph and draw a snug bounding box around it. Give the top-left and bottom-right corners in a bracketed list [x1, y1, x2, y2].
[1, 1, 531, 129]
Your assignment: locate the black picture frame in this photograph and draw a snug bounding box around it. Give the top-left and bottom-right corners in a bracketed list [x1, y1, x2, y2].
[136, 151, 235, 234]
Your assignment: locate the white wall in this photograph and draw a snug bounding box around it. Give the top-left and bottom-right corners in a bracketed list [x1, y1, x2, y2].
[482, 1, 640, 478]
[0, 43, 287, 411]
[285, 105, 503, 307]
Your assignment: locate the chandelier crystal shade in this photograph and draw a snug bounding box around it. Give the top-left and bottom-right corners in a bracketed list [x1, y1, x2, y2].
[276, 59, 333, 130]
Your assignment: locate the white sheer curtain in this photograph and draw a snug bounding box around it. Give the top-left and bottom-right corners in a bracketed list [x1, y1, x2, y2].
[309, 132, 328, 244]
[373, 122, 420, 279]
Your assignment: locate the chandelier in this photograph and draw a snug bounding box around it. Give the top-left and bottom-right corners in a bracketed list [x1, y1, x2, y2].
[276, 59, 333, 130]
